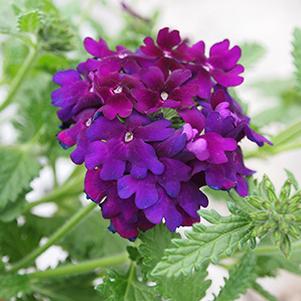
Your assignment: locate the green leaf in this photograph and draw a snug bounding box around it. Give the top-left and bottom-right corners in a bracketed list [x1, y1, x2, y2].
[214, 252, 257, 301]
[152, 212, 252, 277]
[251, 78, 293, 98]
[138, 224, 179, 276]
[0, 147, 40, 209]
[62, 211, 128, 260]
[159, 268, 211, 301]
[0, 218, 42, 263]
[293, 27, 301, 91]
[0, 191, 27, 222]
[35, 274, 101, 301]
[0, 274, 32, 299]
[252, 104, 301, 128]
[255, 254, 301, 278]
[285, 169, 299, 190]
[240, 42, 266, 69]
[17, 10, 42, 33]
[97, 266, 159, 301]
[36, 52, 70, 73]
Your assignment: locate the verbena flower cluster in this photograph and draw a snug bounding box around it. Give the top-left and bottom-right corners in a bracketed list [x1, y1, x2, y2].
[52, 27, 269, 239]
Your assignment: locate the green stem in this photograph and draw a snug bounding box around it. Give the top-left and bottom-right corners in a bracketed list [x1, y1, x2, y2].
[29, 253, 129, 279]
[124, 263, 136, 299]
[0, 46, 39, 112]
[272, 120, 301, 146]
[9, 202, 96, 272]
[24, 173, 84, 212]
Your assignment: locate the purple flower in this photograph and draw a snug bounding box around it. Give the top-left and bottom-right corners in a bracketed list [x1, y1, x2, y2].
[85, 113, 173, 180]
[51, 27, 270, 239]
[140, 27, 190, 61]
[205, 85, 271, 146]
[51, 70, 100, 122]
[93, 71, 142, 120]
[85, 169, 154, 239]
[207, 39, 244, 87]
[132, 67, 198, 113]
[187, 131, 237, 164]
[191, 148, 254, 196]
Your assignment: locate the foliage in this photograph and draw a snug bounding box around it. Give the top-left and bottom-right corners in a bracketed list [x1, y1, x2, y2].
[0, 1, 301, 300]
[214, 252, 257, 301]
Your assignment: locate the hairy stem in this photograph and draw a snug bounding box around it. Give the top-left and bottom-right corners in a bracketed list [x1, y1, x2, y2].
[29, 253, 129, 279]
[0, 46, 39, 112]
[9, 202, 96, 272]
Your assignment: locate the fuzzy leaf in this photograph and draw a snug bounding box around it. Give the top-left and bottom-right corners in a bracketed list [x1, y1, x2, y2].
[240, 42, 266, 69]
[159, 268, 211, 301]
[0, 147, 40, 209]
[17, 10, 42, 33]
[138, 224, 179, 276]
[214, 252, 257, 301]
[152, 212, 252, 277]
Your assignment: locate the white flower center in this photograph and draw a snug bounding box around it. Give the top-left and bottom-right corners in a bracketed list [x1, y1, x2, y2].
[163, 51, 172, 58]
[160, 91, 169, 101]
[113, 86, 123, 94]
[85, 118, 92, 127]
[118, 53, 127, 59]
[124, 131, 134, 142]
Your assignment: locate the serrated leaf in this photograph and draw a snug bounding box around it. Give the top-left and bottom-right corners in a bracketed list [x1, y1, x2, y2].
[158, 267, 211, 301]
[0, 274, 32, 299]
[138, 224, 179, 276]
[97, 267, 159, 301]
[293, 27, 301, 91]
[240, 42, 266, 69]
[214, 252, 257, 301]
[0, 147, 40, 209]
[152, 214, 252, 277]
[18, 10, 42, 33]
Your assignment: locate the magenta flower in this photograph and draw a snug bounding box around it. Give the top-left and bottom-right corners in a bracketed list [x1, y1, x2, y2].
[132, 67, 198, 113]
[140, 27, 190, 61]
[51, 27, 270, 239]
[85, 113, 173, 180]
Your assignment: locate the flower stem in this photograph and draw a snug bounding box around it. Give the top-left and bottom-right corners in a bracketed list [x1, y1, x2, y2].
[272, 120, 301, 146]
[9, 202, 96, 273]
[29, 253, 129, 279]
[0, 46, 39, 112]
[24, 172, 84, 212]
